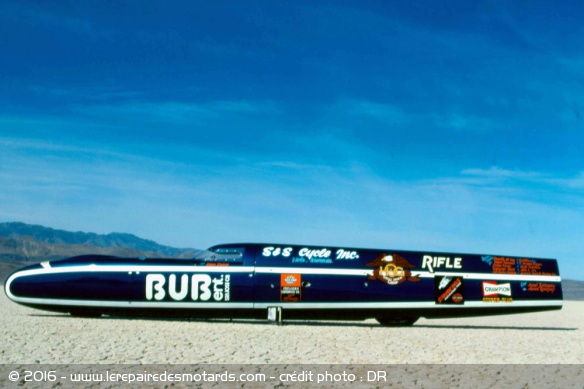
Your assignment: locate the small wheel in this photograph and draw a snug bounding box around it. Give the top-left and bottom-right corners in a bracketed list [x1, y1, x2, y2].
[376, 316, 418, 326]
[70, 310, 102, 318]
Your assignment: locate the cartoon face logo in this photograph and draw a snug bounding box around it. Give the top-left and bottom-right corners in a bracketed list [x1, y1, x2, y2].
[365, 253, 421, 285]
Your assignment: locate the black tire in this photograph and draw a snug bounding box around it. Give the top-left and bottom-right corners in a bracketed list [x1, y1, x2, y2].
[376, 316, 418, 326]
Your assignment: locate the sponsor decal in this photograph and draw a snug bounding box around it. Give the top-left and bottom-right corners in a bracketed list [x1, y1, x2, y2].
[438, 276, 452, 290]
[435, 276, 464, 304]
[490, 257, 556, 276]
[283, 274, 299, 285]
[299, 248, 331, 260]
[483, 297, 512, 303]
[280, 273, 301, 302]
[292, 248, 333, 264]
[522, 282, 557, 293]
[205, 263, 230, 266]
[262, 246, 293, 257]
[483, 281, 512, 297]
[481, 255, 494, 266]
[422, 255, 462, 273]
[482, 281, 512, 303]
[518, 258, 547, 275]
[365, 254, 421, 285]
[145, 274, 230, 302]
[491, 257, 518, 274]
[452, 293, 464, 303]
[335, 249, 360, 260]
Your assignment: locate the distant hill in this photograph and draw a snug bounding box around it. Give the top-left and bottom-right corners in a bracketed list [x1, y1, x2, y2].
[560, 279, 584, 301]
[0, 222, 194, 257]
[0, 222, 199, 283]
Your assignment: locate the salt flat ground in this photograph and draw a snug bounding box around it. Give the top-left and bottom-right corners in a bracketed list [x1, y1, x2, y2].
[1, 293, 582, 364]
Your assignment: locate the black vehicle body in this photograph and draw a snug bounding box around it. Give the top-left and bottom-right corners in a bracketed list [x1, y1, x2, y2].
[5, 243, 562, 325]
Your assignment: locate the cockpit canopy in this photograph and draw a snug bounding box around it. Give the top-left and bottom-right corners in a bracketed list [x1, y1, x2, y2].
[192, 247, 244, 264]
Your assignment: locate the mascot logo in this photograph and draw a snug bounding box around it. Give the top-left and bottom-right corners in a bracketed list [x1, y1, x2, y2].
[366, 254, 421, 285]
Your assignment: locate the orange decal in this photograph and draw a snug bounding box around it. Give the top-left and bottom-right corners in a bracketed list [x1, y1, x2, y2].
[280, 274, 302, 302]
[280, 274, 301, 287]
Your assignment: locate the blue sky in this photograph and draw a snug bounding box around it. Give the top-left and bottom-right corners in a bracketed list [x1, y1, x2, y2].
[1, 1, 583, 279]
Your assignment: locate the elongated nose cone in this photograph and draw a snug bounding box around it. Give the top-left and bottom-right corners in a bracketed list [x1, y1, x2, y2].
[5, 263, 47, 303]
[5, 257, 135, 313]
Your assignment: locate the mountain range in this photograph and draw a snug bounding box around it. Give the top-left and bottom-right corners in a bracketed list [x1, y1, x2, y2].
[0, 222, 194, 256]
[1, 222, 583, 300]
[0, 222, 199, 283]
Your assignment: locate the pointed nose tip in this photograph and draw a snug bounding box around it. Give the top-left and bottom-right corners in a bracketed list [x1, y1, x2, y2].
[4, 263, 45, 302]
[4, 271, 19, 301]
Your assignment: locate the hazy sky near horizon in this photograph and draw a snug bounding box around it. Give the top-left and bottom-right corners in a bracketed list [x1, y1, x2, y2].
[1, 1, 583, 279]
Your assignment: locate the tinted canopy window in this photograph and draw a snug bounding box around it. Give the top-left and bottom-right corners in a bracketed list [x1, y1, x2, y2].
[193, 247, 244, 264]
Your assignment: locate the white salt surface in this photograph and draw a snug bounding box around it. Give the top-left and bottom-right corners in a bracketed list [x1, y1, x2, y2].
[1, 293, 582, 364]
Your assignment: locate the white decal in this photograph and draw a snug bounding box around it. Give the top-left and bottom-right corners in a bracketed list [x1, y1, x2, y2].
[169, 274, 189, 301]
[438, 276, 452, 290]
[284, 275, 298, 285]
[262, 246, 293, 257]
[146, 274, 166, 301]
[299, 248, 331, 260]
[422, 255, 462, 273]
[191, 274, 212, 301]
[483, 282, 512, 297]
[225, 275, 231, 301]
[145, 274, 230, 302]
[212, 275, 225, 301]
[336, 249, 360, 260]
